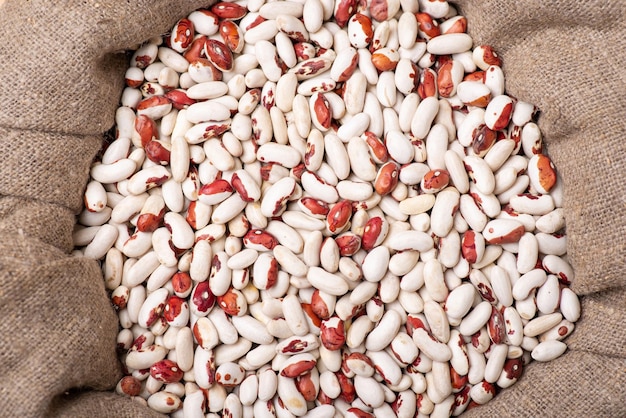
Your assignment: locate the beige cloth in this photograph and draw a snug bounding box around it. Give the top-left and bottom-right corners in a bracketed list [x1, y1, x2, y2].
[0, 0, 624, 416]
[455, 1, 626, 416]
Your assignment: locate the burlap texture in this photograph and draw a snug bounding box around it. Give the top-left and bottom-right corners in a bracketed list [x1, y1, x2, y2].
[453, 1, 626, 416]
[0, 1, 212, 417]
[0, 0, 624, 417]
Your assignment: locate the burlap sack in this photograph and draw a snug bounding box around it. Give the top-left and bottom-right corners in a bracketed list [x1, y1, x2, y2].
[0, 0, 623, 417]
[454, 1, 626, 416]
[0, 2, 210, 417]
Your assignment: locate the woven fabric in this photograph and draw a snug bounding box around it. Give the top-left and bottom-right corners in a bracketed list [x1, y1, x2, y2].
[0, 0, 624, 416]
[0, 1, 211, 417]
[454, 0, 626, 415]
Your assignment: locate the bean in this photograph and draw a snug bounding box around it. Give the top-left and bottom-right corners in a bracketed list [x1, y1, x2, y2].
[531, 340, 568, 362]
[413, 328, 452, 363]
[560, 288, 581, 322]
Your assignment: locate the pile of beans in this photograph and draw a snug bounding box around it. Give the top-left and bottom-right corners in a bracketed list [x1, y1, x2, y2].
[74, 0, 581, 416]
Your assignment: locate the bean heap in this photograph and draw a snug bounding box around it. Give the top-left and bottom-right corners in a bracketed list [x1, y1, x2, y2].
[74, 0, 581, 416]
